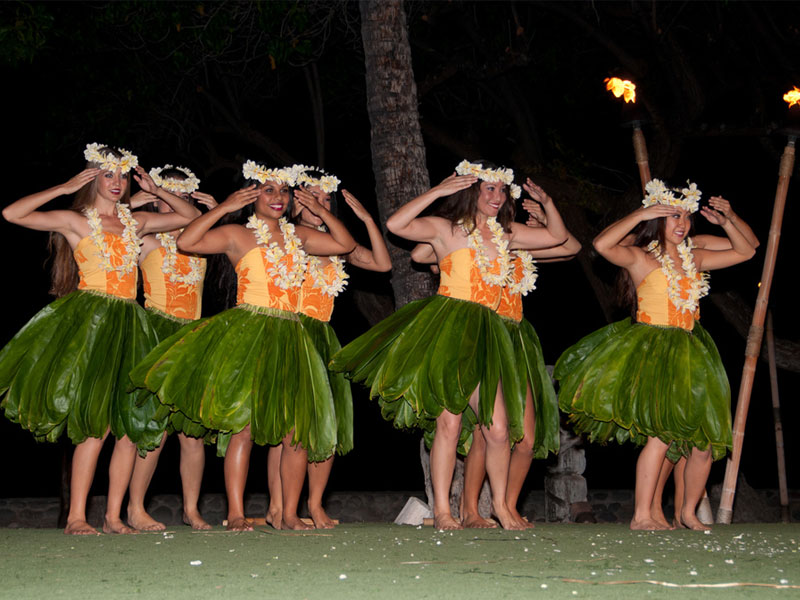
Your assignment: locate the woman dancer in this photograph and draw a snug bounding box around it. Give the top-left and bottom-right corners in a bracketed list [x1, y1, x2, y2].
[267, 167, 392, 529]
[555, 179, 755, 530]
[126, 165, 217, 531]
[0, 144, 200, 534]
[413, 184, 579, 528]
[131, 161, 355, 531]
[331, 160, 569, 530]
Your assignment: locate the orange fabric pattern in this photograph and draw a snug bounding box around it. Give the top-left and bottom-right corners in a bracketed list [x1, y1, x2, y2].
[141, 248, 206, 320]
[437, 247, 503, 310]
[636, 268, 699, 331]
[235, 247, 300, 312]
[297, 262, 337, 322]
[74, 233, 137, 300]
[496, 257, 524, 322]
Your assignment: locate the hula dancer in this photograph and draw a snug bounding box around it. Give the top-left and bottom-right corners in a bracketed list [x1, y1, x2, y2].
[330, 160, 570, 530]
[126, 165, 217, 531]
[0, 144, 200, 534]
[130, 161, 355, 531]
[555, 179, 756, 531]
[267, 167, 392, 529]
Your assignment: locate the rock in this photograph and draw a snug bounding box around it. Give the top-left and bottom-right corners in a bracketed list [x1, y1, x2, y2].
[394, 497, 433, 525]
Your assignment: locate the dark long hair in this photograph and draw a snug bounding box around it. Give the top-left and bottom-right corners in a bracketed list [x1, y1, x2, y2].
[435, 160, 516, 233]
[49, 147, 132, 297]
[617, 213, 694, 317]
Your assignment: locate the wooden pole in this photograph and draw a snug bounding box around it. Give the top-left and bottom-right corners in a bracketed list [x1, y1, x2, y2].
[717, 137, 795, 524]
[766, 310, 791, 522]
[632, 123, 651, 194]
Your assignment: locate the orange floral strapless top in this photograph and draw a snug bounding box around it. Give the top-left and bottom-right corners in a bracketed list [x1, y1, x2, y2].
[297, 262, 338, 322]
[141, 248, 206, 320]
[437, 247, 503, 310]
[74, 233, 138, 300]
[636, 268, 700, 331]
[496, 257, 525, 322]
[235, 247, 300, 312]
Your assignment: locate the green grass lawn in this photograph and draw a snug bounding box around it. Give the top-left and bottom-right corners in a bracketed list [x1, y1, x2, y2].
[2, 523, 798, 599]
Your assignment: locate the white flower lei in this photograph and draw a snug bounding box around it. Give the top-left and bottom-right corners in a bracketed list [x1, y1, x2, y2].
[289, 164, 341, 193]
[84, 143, 138, 173]
[149, 165, 200, 195]
[646, 238, 710, 314]
[242, 160, 296, 186]
[454, 159, 521, 199]
[460, 217, 512, 287]
[307, 255, 349, 297]
[155, 232, 204, 285]
[246, 216, 308, 289]
[84, 203, 141, 274]
[508, 250, 538, 296]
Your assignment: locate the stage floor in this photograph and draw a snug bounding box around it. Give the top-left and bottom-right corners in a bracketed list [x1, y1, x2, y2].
[2, 523, 798, 598]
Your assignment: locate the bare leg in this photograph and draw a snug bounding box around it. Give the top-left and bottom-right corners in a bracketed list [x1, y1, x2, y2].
[280, 432, 312, 530]
[506, 384, 535, 529]
[461, 427, 495, 528]
[127, 432, 167, 531]
[650, 456, 675, 529]
[103, 436, 138, 534]
[430, 410, 463, 530]
[680, 448, 712, 531]
[178, 433, 211, 529]
[65, 432, 108, 535]
[307, 457, 336, 529]
[266, 445, 283, 529]
[471, 383, 525, 531]
[224, 427, 253, 531]
[672, 457, 687, 528]
[630, 436, 671, 530]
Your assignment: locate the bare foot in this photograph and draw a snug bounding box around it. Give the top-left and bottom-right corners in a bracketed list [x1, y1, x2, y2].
[493, 506, 527, 531]
[281, 514, 313, 531]
[309, 505, 336, 529]
[672, 518, 687, 529]
[226, 517, 253, 532]
[650, 510, 672, 530]
[127, 510, 166, 532]
[461, 510, 497, 529]
[434, 512, 463, 530]
[64, 520, 101, 535]
[183, 511, 212, 530]
[103, 518, 138, 534]
[265, 507, 283, 530]
[509, 508, 535, 529]
[630, 517, 671, 531]
[680, 511, 711, 531]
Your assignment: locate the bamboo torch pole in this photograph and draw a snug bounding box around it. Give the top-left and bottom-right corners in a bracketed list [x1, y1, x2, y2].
[717, 134, 795, 524]
[632, 124, 651, 195]
[766, 310, 790, 522]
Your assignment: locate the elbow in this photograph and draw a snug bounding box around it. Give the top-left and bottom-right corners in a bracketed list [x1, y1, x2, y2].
[376, 261, 393, 273]
[386, 214, 402, 235]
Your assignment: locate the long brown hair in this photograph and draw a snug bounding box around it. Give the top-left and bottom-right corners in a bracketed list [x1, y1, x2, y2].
[49, 148, 132, 297]
[435, 160, 516, 234]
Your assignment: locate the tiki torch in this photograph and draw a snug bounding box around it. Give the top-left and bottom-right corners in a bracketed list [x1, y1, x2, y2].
[716, 87, 798, 524]
[605, 77, 651, 194]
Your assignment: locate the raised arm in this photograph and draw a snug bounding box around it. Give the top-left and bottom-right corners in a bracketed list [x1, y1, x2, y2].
[694, 208, 756, 271]
[518, 197, 581, 261]
[385, 174, 477, 243]
[340, 190, 392, 272]
[694, 196, 760, 251]
[176, 186, 260, 259]
[2, 169, 99, 241]
[294, 188, 357, 256]
[133, 167, 202, 234]
[593, 205, 675, 268]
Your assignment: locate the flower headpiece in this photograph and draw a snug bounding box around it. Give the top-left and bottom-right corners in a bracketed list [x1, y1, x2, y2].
[242, 160, 296, 186]
[149, 165, 200, 195]
[84, 143, 139, 173]
[455, 160, 521, 199]
[642, 178, 701, 214]
[289, 164, 341, 193]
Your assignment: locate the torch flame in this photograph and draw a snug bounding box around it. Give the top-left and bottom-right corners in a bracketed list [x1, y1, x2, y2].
[605, 77, 636, 104]
[783, 86, 800, 108]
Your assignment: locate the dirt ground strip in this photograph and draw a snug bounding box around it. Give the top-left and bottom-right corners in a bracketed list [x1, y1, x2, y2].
[1, 523, 798, 599]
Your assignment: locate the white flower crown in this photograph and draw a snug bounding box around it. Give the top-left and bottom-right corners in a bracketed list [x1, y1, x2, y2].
[149, 165, 200, 194]
[289, 164, 341, 193]
[642, 178, 701, 214]
[242, 160, 297, 186]
[455, 160, 521, 199]
[84, 143, 139, 173]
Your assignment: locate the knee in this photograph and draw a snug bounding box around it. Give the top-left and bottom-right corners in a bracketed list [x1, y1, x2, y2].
[435, 412, 461, 441]
[482, 423, 510, 448]
[514, 435, 535, 458]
